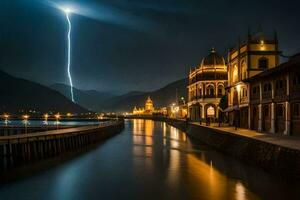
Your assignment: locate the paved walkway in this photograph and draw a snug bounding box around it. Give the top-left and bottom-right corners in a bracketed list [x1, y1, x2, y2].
[190, 122, 300, 151]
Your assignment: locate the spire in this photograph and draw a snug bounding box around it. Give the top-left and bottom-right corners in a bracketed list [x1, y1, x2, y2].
[211, 47, 216, 53]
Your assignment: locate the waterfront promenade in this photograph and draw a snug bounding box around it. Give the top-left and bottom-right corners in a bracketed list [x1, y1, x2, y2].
[191, 122, 300, 151]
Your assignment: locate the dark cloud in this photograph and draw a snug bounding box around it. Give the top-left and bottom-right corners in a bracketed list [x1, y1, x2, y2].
[0, 0, 299, 94]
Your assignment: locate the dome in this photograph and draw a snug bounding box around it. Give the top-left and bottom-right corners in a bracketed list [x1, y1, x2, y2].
[146, 96, 153, 103]
[201, 48, 225, 67]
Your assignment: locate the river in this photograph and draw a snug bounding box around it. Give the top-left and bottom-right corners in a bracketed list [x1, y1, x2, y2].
[0, 119, 299, 200]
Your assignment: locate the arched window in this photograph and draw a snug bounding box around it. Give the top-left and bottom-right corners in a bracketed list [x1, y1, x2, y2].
[206, 85, 215, 96]
[241, 60, 247, 80]
[242, 88, 247, 97]
[198, 88, 202, 97]
[264, 83, 268, 92]
[233, 64, 238, 82]
[258, 57, 268, 69]
[207, 106, 215, 117]
[217, 85, 224, 96]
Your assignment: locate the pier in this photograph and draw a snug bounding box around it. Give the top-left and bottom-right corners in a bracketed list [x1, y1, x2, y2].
[0, 120, 124, 170]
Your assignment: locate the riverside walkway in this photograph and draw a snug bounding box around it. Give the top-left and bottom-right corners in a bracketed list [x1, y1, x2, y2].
[0, 120, 124, 170]
[190, 122, 300, 151]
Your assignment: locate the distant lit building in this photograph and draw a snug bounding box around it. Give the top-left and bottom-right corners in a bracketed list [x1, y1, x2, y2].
[132, 96, 155, 115]
[144, 96, 154, 114]
[187, 48, 227, 122]
[226, 31, 280, 128]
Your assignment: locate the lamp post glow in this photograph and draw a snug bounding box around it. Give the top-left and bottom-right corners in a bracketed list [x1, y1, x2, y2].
[23, 115, 29, 134]
[44, 114, 49, 125]
[63, 7, 75, 102]
[181, 97, 186, 105]
[55, 113, 60, 129]
[3, 114, 9, 126]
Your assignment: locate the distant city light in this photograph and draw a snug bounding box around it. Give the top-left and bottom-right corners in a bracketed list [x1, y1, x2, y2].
[55, 113, 61, 120]
[44, 114, 49, 120]
[23, 115, 29, 120]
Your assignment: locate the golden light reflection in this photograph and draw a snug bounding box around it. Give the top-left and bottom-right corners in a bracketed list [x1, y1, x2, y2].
[235, 182, 246, 200]
[186, 154, 259, 200]
[132, 119, 153, 157]
[166, 148, 180, 187]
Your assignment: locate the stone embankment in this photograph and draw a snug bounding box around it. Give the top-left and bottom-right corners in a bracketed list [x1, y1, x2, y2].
[126, 116, 300, 180]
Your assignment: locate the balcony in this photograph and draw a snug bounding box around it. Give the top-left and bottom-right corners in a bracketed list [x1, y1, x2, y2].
[262, 92, 272, 100]
[204, 95, 216, 98]
[275, 89, 286, 97]
[250, 93, 260, 100]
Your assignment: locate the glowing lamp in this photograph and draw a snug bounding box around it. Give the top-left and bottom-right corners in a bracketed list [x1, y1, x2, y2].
[44, 114, 49, 120]
[55, 113, 61, 120]
[23, 115, 29, 120]
[3, 114, 9, 120]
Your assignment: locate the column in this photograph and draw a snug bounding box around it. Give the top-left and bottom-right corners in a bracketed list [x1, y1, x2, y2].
[284, 101, 290, 135]
[270, 103, 275, 133]
[201, 103, 206, 119]
[258, 104, 262, 132]
[248, 105, 251, 129]
[284, 74, 290, 135]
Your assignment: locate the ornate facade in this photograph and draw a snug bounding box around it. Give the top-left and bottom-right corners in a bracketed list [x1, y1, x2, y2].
[245, 54, 300, 136]
[226, 31, 280, 128]
[188, 48, 227, 121]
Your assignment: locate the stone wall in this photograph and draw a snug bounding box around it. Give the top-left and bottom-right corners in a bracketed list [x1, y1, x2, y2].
[163, 118, 300, 180]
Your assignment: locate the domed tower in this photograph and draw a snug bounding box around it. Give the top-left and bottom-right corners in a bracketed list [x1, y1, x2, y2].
[145, 96, 154, 113]
[188, 48, 228, 122]
[200, 48, 227, 72]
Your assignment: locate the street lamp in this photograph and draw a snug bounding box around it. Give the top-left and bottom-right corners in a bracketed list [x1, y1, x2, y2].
[44, 114, 49, 125]
[3, 114, 9, 126]
[22, 114, 29, 134]
[55, 113, 60, 129]
[181, 97, 186, 105]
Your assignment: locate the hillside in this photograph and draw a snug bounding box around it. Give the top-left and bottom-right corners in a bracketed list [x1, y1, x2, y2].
[50, 83, 116, 111]
[101, 78, 188, 112]
[0, 70, 88, 113]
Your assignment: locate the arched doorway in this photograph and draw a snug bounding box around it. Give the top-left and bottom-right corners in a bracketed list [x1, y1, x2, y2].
[205, 104, 216, 123]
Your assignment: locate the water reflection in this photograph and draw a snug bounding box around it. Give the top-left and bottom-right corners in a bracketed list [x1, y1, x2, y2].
[131, 119, 257, 199]
[0, 119, 299, 200]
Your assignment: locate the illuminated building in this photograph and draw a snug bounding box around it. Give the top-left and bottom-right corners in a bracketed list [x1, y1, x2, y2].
[187, 48, 227, 122]
[132, 96, 154, 115]
[144, 96, 154, 113]
[226, 31, 280, 128]
[245, 54, 300, 135]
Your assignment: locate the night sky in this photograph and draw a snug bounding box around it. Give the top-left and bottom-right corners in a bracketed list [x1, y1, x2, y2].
[1, 0, 300, 94]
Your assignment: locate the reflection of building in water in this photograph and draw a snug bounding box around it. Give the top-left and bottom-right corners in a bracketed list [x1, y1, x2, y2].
[132, 119, 153, 157]
[132, 96, 168, 116]
[186, 154, 255, 200]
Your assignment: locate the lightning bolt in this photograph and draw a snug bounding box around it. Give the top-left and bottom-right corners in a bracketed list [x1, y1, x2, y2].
[66, 12, 75, 102]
